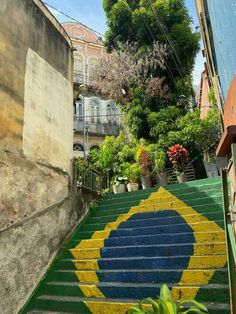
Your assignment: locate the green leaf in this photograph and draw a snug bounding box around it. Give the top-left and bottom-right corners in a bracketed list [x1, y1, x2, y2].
[179, 307, 207, 314]
[160, 284, 173, 302]
[145, 297, 160, 313]
[178, 299, 208, 312]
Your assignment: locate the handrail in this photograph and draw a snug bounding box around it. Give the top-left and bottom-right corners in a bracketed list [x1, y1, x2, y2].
[221, 168, 236, 313]
[72, 159, 106, 194]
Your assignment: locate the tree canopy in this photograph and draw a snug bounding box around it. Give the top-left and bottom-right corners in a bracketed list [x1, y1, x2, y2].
[99, 0, 200, 139]
[103, 0, 200, 102]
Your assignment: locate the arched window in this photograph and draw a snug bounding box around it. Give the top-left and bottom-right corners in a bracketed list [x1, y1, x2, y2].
[89, 99, 101, 123]
[90, 145, 100, 152]
[74, 53, 84, 83]
[87, 57, 98, 85]
[73, 143, 84, 151]
[107, 103, 118, 124]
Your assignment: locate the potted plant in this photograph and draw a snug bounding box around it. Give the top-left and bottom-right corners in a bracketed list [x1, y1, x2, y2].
[125, 163, 141, 192]
[167, 144, 189, 183]
[126, 284, 208, 314]
[148, 145, 167, 186]
[111, 174, 128, 194]
[136, 146, 152, 189]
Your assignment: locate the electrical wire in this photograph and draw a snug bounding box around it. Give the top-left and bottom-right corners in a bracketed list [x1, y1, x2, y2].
[42, 1, 105, 38]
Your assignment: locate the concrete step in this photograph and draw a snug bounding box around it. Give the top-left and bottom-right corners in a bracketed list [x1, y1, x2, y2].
[50, 268, 228, 285]
[90, 202, 223, 218]
[87, 210, 223, 226]
[33, 295, 230, 314]
[57, 254, 227, 271]
[70, 230, 225, 248]
[70, 242, 226, 259]
[43, 281, 229, 302]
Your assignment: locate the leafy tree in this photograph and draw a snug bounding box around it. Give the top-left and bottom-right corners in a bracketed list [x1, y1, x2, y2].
[103, 0, 200, 102]
[99, 0, 200, 139]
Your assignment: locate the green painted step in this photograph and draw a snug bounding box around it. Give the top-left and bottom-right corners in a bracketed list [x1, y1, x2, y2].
[30, 296, 230, 314]
[20, 177, 230, 314]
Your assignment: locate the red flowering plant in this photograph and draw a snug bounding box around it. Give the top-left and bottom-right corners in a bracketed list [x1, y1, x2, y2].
[167, 144, 189, 175]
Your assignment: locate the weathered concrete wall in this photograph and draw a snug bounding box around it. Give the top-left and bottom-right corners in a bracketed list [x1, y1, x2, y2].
[23, 48, 73, 172]
[0, 0, 73, 154]
[0, 185, 96, 314]
[0, 0, 74, 226]
[0, 1, 86, 313]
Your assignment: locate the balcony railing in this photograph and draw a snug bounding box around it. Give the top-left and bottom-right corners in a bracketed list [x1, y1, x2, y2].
[73, 71, 96, 87]
[73, 116, 120, 136]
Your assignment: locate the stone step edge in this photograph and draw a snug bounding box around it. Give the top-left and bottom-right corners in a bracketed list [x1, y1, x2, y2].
[47, 281, 229, 289]
[99, 194, 223, 209]
[94, 201, 223, 214]
[54, 267, 228, 273]
[36, 294, 230, 310]
[86, 210, 223, 227]
[79, 219, 224, 233]
[71, 230, 225, 241]
[70, 242, 226, 252]
[67, 254, 227, 262]
[101, 187, 221, 205]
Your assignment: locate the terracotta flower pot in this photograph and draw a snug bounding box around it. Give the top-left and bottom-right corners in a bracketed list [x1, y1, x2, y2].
[127, 182, 139, 192]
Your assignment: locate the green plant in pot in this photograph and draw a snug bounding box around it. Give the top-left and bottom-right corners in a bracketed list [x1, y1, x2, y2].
[148, 145, 167, 186]
[126, 284, 208, 314]
[111, 171, 128, 194]
[167, 144, 189, 183]
[124, 162, 141, 192]
[136, 145, 152, 189]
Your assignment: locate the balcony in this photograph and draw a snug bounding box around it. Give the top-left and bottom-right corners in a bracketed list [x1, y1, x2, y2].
[73, 116, 120, 136]
[73, 70, 95, 87]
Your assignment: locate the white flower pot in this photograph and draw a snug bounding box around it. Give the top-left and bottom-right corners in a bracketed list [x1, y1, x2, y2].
[127, 182, 139, 192]
[113, 183, 126, 194]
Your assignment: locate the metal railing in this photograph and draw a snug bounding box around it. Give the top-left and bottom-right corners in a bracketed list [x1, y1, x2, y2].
[73, 71, 96, 87]
[221, 166, 236, 313]
[72, 159, 106, 194]
[165, 163, 196, 184]
[73, 116, 120, 136]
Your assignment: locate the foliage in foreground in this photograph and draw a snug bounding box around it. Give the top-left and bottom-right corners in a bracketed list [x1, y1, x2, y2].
[126, 284, 208, 314]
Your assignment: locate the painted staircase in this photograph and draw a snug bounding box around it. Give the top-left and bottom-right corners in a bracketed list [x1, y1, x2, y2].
[21, 177, 230, 314]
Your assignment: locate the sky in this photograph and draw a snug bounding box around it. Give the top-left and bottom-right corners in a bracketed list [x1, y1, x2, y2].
[43, 0, 204, 86]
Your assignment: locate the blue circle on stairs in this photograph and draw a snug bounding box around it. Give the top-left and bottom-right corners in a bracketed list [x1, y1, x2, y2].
[96, 210, 195, 299]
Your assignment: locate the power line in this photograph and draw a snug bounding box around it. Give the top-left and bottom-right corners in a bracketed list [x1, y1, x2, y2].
[42, 1, 105, 38]
[147, 0, 184, 78]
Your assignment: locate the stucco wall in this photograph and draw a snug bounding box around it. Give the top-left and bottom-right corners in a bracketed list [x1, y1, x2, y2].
[0, 0, 73, 154]
[0, 1, 84, 313]
[23, 48, 73, 172]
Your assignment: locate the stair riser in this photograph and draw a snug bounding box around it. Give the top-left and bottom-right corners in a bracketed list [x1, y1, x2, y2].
[71, 243, 226, 259]
[33, 298, 230, 314]
[149, 190, 222, 202]
[88, 212, 223, 227]
[140, 196, 222, 208]
[43, 284, 229, 303]
[108, 221, 224, 238]
[92, 202, 223, 217]
[35, 299, 90, 313]
[76, 270, 228, 285]
[101, 187, 221, 206]
[68, 231, 225, 249]
[67, 256, 227, 271]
